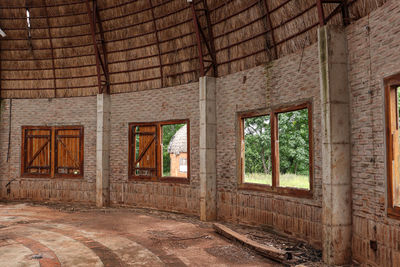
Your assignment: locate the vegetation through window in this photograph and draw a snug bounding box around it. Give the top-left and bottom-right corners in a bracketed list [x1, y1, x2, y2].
[240, 103, 312, 195]
[129, 121, 189, 181]
[277, 108, 310, 190]
[243, 115, 272, 185]
[21, 126, 84, 178]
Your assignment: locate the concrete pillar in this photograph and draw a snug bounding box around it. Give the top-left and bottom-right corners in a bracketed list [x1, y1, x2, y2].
[96, 93, 110, 207]
[199, 76, 217, 221]
[318, 25, 352, 265]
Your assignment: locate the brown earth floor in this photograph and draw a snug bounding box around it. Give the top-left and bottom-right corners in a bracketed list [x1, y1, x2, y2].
[0, 202, 280, 267]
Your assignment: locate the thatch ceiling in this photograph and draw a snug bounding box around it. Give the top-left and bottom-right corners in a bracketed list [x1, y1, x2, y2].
[0, 0, 387, 98]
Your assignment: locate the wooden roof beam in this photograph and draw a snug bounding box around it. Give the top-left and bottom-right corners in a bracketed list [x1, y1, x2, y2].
[201, 0, 217, 77]
[317, 0, 350, 26]
[191, 0, 217, 77]
[191, 2, 205, 77]
[85, 0, 109, 94]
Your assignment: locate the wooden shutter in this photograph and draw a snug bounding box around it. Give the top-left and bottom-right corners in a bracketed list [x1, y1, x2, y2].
[130, 125, 157, 178]
[389, 87, 400, 207]
[55, 127, 84, 177]
[22, 127, 52, 176]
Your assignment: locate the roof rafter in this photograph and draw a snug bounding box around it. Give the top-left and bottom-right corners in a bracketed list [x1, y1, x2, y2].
[317, 0, 350, 26]
[190, 0, 217, 77]
[85, 0, 109, 94]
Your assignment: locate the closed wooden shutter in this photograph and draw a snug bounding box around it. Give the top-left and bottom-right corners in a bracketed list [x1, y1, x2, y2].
[131, 125, 157, 178]
[55, 127, 84, 177]
[22, 127, 52, 176]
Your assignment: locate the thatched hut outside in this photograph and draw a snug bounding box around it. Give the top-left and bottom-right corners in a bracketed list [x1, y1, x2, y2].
[168, 125, 187, 178]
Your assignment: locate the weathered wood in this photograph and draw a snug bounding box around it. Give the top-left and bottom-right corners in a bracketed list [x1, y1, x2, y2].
[213, 223, 293, 264]
[385, 73, 400, 219]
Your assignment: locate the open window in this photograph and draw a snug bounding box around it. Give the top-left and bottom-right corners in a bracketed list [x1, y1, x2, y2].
[385, 74, 400, 218]
[241, 114, 272, 185]
[239, 103, 312, 197]
[129, 120, 189, 182]
[21, 126, 84, 178]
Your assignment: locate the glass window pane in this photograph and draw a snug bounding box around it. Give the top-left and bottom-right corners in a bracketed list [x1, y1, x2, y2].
[278, 108, 310, 189]
[243, 115, 272, 185]
[162, 123, 188, 178]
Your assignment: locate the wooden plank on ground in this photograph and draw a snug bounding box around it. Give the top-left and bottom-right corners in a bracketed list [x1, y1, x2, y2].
[213, 223, 295, 264]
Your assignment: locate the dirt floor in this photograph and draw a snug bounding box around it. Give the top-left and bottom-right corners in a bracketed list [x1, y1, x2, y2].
[0, 202, 282, 267]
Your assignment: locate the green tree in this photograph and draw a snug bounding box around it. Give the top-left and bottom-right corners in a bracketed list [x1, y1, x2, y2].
[278, 109, 309, 175]
[244, 115, 271, 174]
[243, 109, 309, 176]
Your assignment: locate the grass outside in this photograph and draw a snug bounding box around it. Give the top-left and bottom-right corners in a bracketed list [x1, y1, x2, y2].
[244, 173, 310, 189]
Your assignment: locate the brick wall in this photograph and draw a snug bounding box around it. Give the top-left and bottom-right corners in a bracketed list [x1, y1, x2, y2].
[347, 0, 400, 265]
[0, 97, 97, 203]
[215, 43, 323, 247]
[109, 83, 200, 215]
[0, 1, 398, 263]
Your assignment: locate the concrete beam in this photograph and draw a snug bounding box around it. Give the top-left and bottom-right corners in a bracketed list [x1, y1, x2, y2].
[318, 25, 352, 265]
[199, 76, 217, 221]
[96, 93, 110, 207]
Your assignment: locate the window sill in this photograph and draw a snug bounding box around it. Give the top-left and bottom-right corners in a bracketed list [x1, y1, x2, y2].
[129, 176, 190, 184]
[238, 183, 313, 199]
[20, 174, 83, 179]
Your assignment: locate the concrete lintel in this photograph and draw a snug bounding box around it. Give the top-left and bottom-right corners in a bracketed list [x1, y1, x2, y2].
[96, 93, 111, 207]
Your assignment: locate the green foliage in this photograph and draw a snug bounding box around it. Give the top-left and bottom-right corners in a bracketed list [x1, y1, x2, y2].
[243, 109, 309, 181]
[162, 124, 185, 175]
[244, 115, 271, 175]
[278, 109, 309, 176]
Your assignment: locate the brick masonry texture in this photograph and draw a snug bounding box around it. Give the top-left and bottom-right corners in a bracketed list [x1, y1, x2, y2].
[110, 82, 200, 215]
[0, 1, 398, 263]
[215, 43, 323, 248]
[347, 0, 400, 265]
[0, 96, 97, 203]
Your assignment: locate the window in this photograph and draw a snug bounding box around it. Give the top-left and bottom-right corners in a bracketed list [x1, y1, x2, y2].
[179, 158, 188, 173]
[239, 103, 312, 196]
[385, 74, 400, 218]
[21, 126, 84, 178]
[129, 120, 189, 181]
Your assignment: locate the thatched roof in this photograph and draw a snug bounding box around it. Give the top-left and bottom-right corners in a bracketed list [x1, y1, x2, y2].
[0, 0, 388, 98]
[168, 125, 187, 155]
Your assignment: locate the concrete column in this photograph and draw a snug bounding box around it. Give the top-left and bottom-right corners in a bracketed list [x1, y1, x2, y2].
[319, 25, 352, 265]
[96, 93, 110, 207]
[199, 76, 217, 221]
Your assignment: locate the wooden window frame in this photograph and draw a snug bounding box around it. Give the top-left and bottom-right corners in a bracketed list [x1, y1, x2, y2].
[385, 73, 400, 219]
[21, 125, 84, 179]
[128, 120, 190, 184]
[238, 102, 313, 198]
